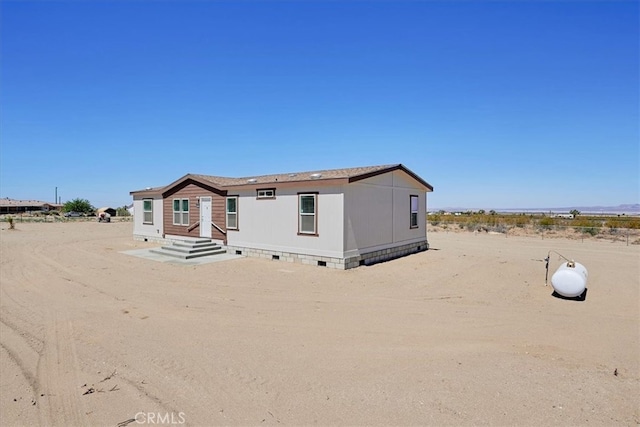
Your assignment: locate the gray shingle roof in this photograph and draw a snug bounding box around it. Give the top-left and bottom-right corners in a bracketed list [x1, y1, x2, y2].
[192, 164, 399, 187]
[131, 164, 432, 195]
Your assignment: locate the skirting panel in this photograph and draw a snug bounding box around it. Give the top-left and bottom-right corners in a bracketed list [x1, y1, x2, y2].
[133, 234, 167, 244]
[227, 240, 429, 270]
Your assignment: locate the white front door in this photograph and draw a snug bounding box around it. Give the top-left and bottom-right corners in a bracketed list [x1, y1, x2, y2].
[199, 197, 212, 238]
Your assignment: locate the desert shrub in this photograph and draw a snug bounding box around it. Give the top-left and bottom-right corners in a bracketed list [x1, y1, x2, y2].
[626, 218, 640, 229]
[491, 225, 508, 233]
[579, 227, 600, 236]
[480, 214, 498, 227]
[603, 217, 639, 230]
[539, 217, 556, 230]
[605, 218, 623, 229]
[573, 217, 601, 235]
[504, 215, 529, 228]
[573, 217, 601, 228]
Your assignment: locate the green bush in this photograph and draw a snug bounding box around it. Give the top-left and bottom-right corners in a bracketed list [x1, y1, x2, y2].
[116, 206, 131, 217]
[63, 198, 95, 214]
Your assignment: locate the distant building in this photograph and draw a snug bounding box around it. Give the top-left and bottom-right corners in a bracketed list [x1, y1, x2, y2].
[0, 198, 60, 214]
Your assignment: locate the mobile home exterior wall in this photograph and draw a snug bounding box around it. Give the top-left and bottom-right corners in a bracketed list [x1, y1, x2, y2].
[343, 170, 428, 262]
[132, 196, 164, 243]
[226, 185, 345, 260]
[162, 182, 226, 242]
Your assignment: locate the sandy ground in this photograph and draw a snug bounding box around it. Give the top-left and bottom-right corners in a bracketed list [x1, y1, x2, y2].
[0, 222, 638, 427]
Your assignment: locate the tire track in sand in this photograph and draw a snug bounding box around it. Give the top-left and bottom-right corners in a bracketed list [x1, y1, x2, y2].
[37, 312, 88, 426]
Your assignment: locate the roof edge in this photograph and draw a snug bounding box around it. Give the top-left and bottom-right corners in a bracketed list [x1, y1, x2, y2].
[348, 164, 434, 191]
[158, 174, 227, 198]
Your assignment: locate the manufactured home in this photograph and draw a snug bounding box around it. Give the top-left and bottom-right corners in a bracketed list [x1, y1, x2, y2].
[0, 198, 60, 214]
[130, 164, 433, 269]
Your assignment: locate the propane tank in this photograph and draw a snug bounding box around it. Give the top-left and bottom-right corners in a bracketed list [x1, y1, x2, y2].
[551, 260, 588, 298]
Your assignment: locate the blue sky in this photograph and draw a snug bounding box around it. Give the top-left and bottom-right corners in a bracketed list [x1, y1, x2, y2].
[1, 1, 638, 209]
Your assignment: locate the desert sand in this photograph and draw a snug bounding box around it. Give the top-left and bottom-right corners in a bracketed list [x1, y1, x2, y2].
[1, 221, 638, 426]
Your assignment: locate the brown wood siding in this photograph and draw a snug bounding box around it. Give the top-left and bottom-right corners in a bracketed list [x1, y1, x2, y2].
[163, 183, 227, 241]
[212, 195, 226, 243]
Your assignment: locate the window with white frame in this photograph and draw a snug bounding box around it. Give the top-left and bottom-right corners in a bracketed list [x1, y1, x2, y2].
[299, 193, 317, 235]
[173, 198, 189, 226]
[142, 199, 153, 224]
[226, 196, 238, 230]
[410, 195, 419, 228]
[257, 188, 275, 199]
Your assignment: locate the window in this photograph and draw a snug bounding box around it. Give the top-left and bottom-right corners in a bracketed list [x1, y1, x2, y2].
[226, 197, 238, 230]
[173, 198, 189, 226]
[410, 195, 419, 228]
[257, 188, 275, 199]
[142, 199, 153, 224]
[299, 193, 317, 235]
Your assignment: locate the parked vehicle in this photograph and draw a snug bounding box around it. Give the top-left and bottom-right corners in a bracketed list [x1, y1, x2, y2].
[98, 212, 111, 223]
[64, 211, 82, 217]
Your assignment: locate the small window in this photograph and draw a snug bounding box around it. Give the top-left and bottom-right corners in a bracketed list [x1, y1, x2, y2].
[173, 198, 189, 226]
[257, 189, 275, 199]
[410, 195, 419, 228]
[142, 199, 153, 224]
[299, 193, 317, 235]
[226, 197, 238, 230]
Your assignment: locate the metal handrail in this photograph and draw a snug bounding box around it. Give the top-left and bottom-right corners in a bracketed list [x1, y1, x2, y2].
[187, 220, 226, 235]
[212, 221, 226, 235]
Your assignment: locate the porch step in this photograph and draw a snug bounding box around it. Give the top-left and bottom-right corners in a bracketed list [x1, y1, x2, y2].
[150, 238, 228, 260]
[174, 238, 213, 245]
[172, 241, 222, 250]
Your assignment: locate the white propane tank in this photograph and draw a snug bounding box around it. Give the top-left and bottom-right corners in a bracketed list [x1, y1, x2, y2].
[551, 261, 588, 298]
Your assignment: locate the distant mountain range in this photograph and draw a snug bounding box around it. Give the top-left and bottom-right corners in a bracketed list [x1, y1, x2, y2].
[431, 204, 640, 215]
